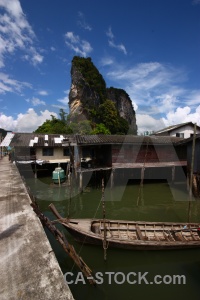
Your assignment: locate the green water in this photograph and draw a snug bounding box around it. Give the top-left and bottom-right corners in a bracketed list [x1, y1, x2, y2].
[26, 177, 200, 300]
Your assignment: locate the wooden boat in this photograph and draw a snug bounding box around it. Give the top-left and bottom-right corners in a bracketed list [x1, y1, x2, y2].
[50, 204, 200, 250]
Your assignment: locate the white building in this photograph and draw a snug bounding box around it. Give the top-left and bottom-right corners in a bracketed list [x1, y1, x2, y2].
[152, 122, 200, 139]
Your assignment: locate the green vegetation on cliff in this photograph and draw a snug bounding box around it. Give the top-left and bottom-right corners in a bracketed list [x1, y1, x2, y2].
[72, 56, 107, 104]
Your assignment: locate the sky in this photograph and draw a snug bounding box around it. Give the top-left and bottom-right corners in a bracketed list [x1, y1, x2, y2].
[0, 0, 200, 134]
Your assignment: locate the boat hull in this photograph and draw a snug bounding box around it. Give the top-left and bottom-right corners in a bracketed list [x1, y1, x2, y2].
[60, 219, 200, 251]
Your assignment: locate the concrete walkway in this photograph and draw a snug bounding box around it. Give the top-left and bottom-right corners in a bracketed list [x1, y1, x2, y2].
[0, 157, 74, 300]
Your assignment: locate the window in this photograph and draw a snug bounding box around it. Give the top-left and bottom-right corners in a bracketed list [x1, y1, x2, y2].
[42, 147, 53, 156]
[63, 148, 70, 156]
[176, 133, 184, 138]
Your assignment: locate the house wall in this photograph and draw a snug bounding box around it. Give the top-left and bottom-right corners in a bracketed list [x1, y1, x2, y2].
[14, 146, 35, 160]
[169, 124, 200, 138]
[36, 147, 70, 161]
[187, 139, 200, 173]
[112, 145, 139, 163]
[112, 144, 183, 164]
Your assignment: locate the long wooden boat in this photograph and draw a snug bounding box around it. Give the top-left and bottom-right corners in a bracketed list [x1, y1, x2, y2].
[49, 204, 200, 250]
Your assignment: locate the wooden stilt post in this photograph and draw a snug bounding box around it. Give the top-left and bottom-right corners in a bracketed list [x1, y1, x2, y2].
[141, 167, 145, 187]
[111, 168, 114, 188]
[172, 165, 175, 182]
[188, 123, 196, 223]
[137, 167, 145, 206]
[186, 171, 190, 191]
[34, 161, 37, 179]
[79, 171, 83, 193]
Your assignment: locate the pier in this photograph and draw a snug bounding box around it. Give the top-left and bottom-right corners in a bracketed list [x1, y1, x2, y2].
[0, 156, 74, 300]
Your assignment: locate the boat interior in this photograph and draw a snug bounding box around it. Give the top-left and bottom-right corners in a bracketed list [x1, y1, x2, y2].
[91, 221, 200, 242]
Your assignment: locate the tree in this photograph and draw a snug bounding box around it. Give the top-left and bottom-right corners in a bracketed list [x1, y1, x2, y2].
[34, 115, 69, 134]
[68, 120, 92, 134]
[97, 100, 129, 134]
[59, 108, 68, 122]
[92, 123, 111, 135]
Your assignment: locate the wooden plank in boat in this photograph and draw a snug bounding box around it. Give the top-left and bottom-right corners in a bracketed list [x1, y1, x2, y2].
[190, 232, 200, 241]
[165, 231, 176, 241]
[135, 224, 145, 240]
[174, 232, 185, 241]
[163, 232, 171, 241]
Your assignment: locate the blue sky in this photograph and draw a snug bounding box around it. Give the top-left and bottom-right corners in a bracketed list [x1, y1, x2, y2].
[0, 0, 200, 133]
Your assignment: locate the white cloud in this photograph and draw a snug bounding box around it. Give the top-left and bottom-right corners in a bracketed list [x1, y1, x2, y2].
[31, 53, 43, 65]
[108, 40, 127, 55]
[0, 0, 43, 68]
[106, 61, 188, 114]
[104, 60, 200, 133]
[106, 26, 127, 55]
[154, 93, 179, 114]
[136, 114, 165, 134]
[106, 27, 114, 39]
[0, 108, 57, 132]
[100, 56, 114, 67]
[56, 100, 68, 106]
[26, 97, 46, 106]
[64, 32, 92, 57]
[52, 90, 69, 109]
[77, 12, 92, 31]
[38, 90, 48, 96]
[0, 72, 31, 94]
[162, 106, 200, 127]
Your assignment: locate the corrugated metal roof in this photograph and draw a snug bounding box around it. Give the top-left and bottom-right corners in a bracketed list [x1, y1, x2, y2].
[75, 135, 183, 145]
[9, 133, 184, 147]
[10, 133, 76, 147]
[0, 132, 15, 146]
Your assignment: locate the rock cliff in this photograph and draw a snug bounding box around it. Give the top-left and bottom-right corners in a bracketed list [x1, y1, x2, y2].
[69, 56, 137, 134]
[106, 87, 137, 134]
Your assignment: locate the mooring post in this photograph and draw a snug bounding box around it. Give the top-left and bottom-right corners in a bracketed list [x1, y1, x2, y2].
[79, 171, 83, 193]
